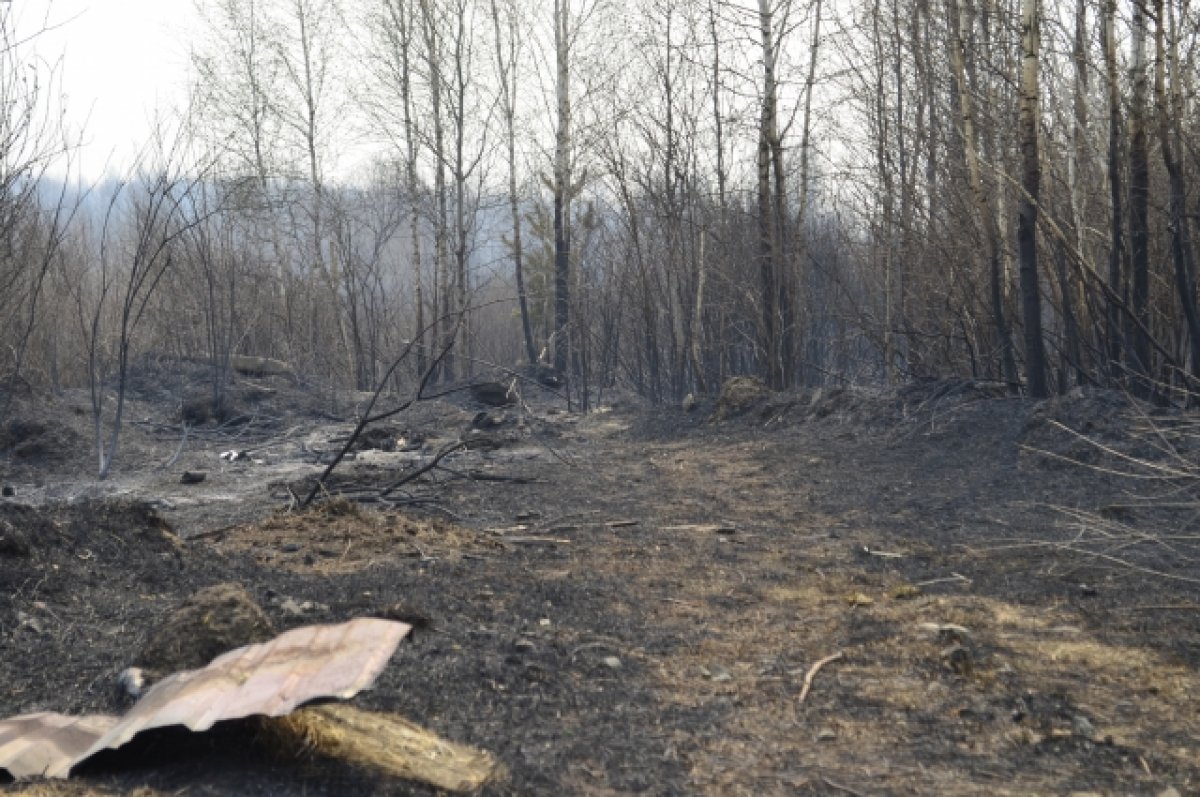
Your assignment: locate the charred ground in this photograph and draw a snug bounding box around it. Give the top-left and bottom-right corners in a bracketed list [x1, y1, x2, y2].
[1, 366, 1198, 796]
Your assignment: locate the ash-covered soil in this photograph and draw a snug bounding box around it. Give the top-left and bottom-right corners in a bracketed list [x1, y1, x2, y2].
[1, 367, 1198, 796]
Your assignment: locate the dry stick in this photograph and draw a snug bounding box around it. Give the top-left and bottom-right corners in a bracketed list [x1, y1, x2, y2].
[797, 651, 844, 705]
[378, 442, 468, 498]
[1045, 420, 1194, 479]
[915, 573, 971, 588]
[821, 777, 868, 797]
[162, 421, 190, 468]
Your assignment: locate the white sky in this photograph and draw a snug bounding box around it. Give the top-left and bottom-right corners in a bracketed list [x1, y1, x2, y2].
[15, 0, 198, 180]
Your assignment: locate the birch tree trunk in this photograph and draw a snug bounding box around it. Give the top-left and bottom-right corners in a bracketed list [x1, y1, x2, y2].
[552, 0, 572, 378]
[756, 0, 793, 389]
[1017, 0, 1047, 396]
[946, 0, 1017, 386]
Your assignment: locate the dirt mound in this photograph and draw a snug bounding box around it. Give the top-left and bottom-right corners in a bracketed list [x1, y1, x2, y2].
[135, 583, 276, 677]
[711, 376, 773, 421]
[0, 499, 186, 602]
[0, 416, 86, 467]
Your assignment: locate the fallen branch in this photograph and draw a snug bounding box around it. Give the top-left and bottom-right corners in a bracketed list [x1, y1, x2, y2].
[379, 442, 467, 497]
[797, 651, 844, 705]
[915, 573, 972, 588]
[497, 536, 571, 545]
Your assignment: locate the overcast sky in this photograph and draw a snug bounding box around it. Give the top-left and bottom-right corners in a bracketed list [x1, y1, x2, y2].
[15, 0, 198, 180]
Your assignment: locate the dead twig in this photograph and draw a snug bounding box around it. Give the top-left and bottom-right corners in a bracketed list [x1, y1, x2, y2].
[915, 573, 972, 588]
[378, 442, 467, 498]
[797, 651, 844, 705]
[821, 776, 868, 797]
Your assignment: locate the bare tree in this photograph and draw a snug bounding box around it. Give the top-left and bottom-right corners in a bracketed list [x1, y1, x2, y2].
[82, 124, 212, 478]
[490, 0, 538, 366]
[552, 0, 573, 376]
[1016, 0, 1047, 396]
[1152, 0, 1200, 386]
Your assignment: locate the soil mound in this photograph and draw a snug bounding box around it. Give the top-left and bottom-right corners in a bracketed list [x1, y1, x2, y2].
[135, 583, 276, 677]
[711, 376, 773, 421]
[0, 499, 186, 602]
[0, 415, 86, 467]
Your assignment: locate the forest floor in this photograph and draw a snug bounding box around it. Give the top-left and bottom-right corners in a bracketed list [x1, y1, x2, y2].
[1, 363, 1198, 796]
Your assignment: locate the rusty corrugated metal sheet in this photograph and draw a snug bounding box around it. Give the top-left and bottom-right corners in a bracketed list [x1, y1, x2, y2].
[0, 713, 119, 779]
[0, 617, 410, 779]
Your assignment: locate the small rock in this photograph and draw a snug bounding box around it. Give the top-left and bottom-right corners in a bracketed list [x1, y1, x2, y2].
[1072, 714, 1096, 739]
[279, 597, 315, 617]
[514, 639, 537, 653]
[601, 656, 622, 670]
[16, 611, 43, 634]
[816, 728, 837, 742]
[116, 667, 146, 701]
[1, 485, 13, 497]
[707, 664, 732, 683]
[180, 470, 207, 485]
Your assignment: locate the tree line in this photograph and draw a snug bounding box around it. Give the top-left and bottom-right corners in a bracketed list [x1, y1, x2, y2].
[3, 0, 1200, 469]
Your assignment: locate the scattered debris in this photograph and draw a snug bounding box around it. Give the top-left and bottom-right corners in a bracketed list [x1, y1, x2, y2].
[279, 597, 328, 618]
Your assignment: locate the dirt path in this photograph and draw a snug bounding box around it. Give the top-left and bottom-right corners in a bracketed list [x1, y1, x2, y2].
[3, 389, 1199, 795]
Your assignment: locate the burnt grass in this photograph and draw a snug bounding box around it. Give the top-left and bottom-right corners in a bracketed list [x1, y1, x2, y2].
[2, 378, 1200, 795]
